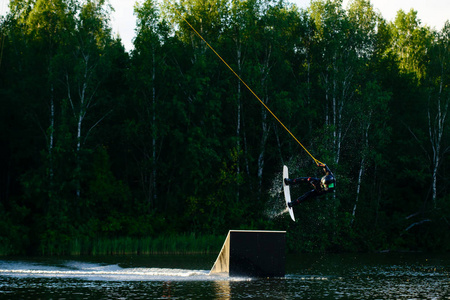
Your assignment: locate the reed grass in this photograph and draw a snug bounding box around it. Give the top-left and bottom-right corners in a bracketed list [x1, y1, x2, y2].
[0, 234, 224, 256]
[67, 233, 223, 256]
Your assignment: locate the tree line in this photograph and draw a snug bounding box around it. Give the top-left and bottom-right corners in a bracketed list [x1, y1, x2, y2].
[0, 0, 449, 255]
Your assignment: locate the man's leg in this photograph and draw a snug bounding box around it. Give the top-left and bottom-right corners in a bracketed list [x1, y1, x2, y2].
[285, 177, 310, 186]
[289, 190, 316, 208]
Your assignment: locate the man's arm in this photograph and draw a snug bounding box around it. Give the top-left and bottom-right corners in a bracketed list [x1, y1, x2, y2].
[317, 162, 333, 176]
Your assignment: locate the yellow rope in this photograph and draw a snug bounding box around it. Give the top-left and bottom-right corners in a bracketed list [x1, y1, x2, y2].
[168, 1, 323, 166]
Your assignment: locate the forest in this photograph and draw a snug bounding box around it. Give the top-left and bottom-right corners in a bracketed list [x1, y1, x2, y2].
[0, 0, 449, 255]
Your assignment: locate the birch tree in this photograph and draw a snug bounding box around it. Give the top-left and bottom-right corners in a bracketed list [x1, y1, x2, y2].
[57, 0, 114, 199]
[347, 0, 388, 221]
[132, 0, 169, 207]
[10, 0, 78, 219]
[26, 0, 74, 176]
[310, 0, 357, 164]
[390, 9, 433, 81]
[352, 81, 390, 222]
[390, 10, 441, 208]
[163, 0, 230, 216]
[226, 0, 254, 200]
[247, 0, 293, 195]
[426, 22, 450, 207]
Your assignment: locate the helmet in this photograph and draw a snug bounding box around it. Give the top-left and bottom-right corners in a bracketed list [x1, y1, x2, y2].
[321, 175, 336, 191]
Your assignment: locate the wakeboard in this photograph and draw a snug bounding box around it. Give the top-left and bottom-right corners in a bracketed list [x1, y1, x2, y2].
[283, 165, 295, 222]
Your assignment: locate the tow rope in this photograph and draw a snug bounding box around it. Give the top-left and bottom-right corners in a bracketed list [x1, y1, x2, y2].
[167, 0, 323, 166]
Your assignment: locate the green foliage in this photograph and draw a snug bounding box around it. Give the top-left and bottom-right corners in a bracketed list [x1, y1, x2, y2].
[1, 0, 450, 255]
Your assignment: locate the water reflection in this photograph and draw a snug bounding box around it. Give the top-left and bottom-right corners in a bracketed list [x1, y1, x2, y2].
[161, 281, 173, 298]
[0, 253, 449, 299]
[213, 280, 231, 300]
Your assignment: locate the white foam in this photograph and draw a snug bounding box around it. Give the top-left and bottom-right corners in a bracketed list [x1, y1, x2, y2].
[0, 260, 250, 281]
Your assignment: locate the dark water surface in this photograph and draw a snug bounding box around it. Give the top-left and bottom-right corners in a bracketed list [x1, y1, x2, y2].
[0, 253, 449, 299]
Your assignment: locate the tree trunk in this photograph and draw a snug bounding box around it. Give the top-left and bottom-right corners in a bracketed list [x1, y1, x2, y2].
[257, 106, 269, 195]
[353, 118, 371, 224]
[352, 156, 364, 224]
[428, 73, 448, 208]
[257, 53, 271, 196]
[49, 84, 55, 183]
[152, 49, 157, 206]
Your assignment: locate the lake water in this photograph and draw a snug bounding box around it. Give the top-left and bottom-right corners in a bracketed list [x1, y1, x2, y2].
[0, 253, 449, 299]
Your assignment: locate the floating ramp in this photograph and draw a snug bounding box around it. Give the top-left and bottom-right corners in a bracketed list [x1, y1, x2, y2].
[209, 230, 286, 277]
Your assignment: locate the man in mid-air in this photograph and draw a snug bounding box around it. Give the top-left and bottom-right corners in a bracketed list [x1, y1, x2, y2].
[284, 162, 336, 208]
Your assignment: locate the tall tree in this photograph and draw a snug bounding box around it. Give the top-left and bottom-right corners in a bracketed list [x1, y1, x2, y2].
[131, 0, 170, 208]
[226, 0, 251, 201]
[390, 9, 433, 81]
[309, 0, 357, 165]
[425, 22, 450, 207]
[162, 0, 231, 227]
[56, 0, 114, 200]
[351, 81, 390, 222]
[7, 0, 80, 251]
[238, 0, 295, 195]
[346, 0, 390, 221]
